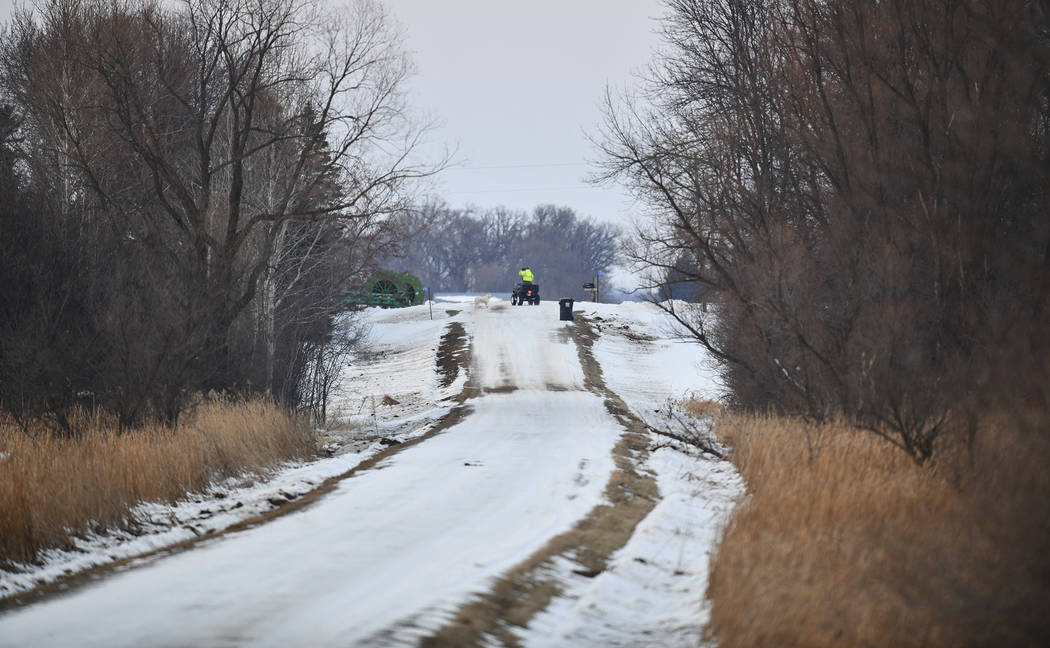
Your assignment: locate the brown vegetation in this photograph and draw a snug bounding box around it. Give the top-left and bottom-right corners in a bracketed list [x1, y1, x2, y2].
[599, 0, 1050, 463]
[603, 2, 1050, 639]
[706, 413, 1050, 647]
[681, 397, 725, 421]
[0, 397, 314, 566]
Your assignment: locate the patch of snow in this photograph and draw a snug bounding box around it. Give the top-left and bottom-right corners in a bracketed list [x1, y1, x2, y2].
[0, 302, 465, 601]
[515, 299, 744, 647]
[0, 296, 743, 648]
[518, 447, 743, 648]
[0, 448, 372, 600]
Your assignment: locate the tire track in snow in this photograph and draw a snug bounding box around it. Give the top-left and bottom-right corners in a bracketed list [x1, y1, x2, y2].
[422, 313, 660, 648]
[0, 319, 478, 614]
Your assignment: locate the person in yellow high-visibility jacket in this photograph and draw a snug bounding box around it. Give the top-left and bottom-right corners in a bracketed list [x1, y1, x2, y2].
[518, 267, 534, 283]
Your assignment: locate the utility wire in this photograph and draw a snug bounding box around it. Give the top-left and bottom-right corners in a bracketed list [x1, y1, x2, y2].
[444, 162, 589, 171]
[447, 185, 597, 194]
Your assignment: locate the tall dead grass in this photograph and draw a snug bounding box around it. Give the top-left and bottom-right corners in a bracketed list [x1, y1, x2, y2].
[707, 413, 1050, 647]
[0, 397, 315, 566]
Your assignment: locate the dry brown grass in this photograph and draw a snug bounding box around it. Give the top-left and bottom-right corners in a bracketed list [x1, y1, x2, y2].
[707, 413, 1050, 647]
[0, 397, 315, 566]
[681, 395, 726, 420]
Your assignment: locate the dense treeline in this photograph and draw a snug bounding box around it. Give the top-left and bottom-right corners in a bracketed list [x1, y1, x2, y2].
[600, 0, 1050, 462]
[387, 202, 621, 299]
[0, 0, 431, 429]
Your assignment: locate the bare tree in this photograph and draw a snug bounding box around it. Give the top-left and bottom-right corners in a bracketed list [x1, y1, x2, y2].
[596, 0, 1050, 462]
[387, 202, 621, 297]
[0, 0, 440, 422]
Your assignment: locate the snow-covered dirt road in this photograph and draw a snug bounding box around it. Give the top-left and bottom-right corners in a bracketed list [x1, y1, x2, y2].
[0, 297, 742, 647]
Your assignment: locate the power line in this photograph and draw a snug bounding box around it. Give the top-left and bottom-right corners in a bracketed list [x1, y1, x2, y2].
[445, 162, 590, 171]
[447, 185, 598, 195]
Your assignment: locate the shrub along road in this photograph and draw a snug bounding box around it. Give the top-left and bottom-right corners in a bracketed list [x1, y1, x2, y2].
[0, 297, 740, 647]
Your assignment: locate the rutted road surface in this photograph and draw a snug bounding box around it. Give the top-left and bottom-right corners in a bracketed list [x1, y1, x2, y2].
[0, 301, 636, 647]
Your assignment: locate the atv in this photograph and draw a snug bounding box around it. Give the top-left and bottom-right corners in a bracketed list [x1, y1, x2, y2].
[511, 282, 540, 305]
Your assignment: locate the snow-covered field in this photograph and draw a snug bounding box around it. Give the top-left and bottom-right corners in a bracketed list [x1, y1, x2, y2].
[0, 296, 742, 647]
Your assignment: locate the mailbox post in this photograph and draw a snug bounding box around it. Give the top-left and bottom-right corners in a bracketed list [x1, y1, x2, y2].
[583, 281, 596, 302]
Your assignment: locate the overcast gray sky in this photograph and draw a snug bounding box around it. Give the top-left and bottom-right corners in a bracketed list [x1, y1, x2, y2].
[0, 0, 664, 226]
[384, 0, 663, 225]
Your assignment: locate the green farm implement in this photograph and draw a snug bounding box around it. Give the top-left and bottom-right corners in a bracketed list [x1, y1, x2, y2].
[345, 271, 425, 309]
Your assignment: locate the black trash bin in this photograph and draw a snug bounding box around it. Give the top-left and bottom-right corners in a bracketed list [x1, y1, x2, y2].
[558, 298, 574, 321]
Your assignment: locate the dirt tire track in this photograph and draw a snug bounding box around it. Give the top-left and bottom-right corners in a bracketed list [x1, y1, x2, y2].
[436, 321, 470, 390]
[422, 314, 659, 648]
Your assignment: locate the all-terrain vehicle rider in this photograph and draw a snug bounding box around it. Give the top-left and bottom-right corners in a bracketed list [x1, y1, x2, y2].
[512, 267, 540, 305]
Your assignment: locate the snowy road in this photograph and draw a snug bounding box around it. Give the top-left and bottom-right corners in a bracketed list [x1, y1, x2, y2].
[0, 301, 627, 647]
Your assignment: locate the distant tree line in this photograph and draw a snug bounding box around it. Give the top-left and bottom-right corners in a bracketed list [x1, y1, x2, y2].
[0, 0, 432, 429]
[387, 202, 621, 299]
[598, 0, 1050, 462]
